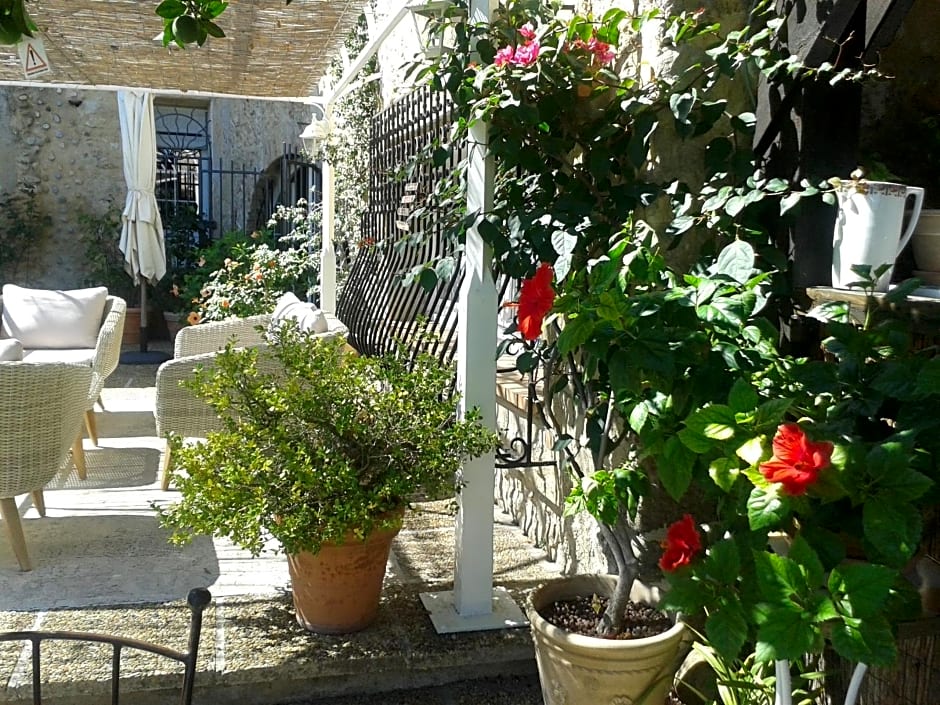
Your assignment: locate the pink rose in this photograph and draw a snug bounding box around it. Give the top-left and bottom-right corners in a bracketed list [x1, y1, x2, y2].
[512, 40, 540, 67]
[494, 45, 515, 67]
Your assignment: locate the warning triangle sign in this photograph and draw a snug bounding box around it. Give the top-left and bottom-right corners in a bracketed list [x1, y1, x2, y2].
[17, 37, 51, 78]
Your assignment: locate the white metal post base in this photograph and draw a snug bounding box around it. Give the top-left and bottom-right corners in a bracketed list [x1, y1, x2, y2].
[419, 587, 528, 634]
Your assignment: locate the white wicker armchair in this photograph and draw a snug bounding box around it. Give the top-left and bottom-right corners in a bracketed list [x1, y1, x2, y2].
[0, 294, 127, 480]
[155, 313, 348, 490]
[0, 361, 92, 571]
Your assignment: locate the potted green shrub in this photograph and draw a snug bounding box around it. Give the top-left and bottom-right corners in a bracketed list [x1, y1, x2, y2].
[157, 323, 497, 633]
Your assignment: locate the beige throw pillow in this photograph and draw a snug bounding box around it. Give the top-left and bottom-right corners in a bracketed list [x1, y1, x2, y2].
[1, 284, 108, 349]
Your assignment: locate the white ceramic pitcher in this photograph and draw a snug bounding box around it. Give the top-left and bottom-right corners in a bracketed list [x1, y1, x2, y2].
[831, 180, 924, 292]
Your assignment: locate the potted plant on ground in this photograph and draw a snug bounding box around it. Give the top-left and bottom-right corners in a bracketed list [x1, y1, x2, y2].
[156, 323, 497, 633]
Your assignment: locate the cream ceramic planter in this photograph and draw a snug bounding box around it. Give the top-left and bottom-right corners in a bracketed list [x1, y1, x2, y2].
[526, 575, 687, 705]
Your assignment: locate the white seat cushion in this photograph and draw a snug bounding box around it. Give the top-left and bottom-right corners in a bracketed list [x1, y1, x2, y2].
[0, 338, 23, 361]
[270, 291, 329, 334]
[2, 284, 108, 349]
[21, 348, 96, 365]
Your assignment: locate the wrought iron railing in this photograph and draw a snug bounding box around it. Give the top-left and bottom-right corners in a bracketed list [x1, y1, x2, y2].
[0, 588, 210, 705]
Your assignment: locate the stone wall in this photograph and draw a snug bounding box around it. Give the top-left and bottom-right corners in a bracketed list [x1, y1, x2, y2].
[0, 86, 308, 290]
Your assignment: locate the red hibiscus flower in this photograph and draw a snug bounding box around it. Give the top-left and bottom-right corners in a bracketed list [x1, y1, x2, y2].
[517, 262, 555, 341]
[759, 423, 833, 496]
[659, 514, 701, 572]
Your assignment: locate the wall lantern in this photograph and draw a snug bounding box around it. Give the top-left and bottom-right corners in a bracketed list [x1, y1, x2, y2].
[299, 103, 329, 156]
[408, 0, 465, 60]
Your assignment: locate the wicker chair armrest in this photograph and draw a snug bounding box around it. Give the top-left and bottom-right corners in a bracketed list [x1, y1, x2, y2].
[0, 361, 93, 497]
[154, 351, 225, 438]
[88, 296, 127, 404]
[174, 315, 271, 358]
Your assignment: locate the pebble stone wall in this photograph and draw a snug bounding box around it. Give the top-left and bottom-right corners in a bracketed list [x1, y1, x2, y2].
[0, 85, 309, 290]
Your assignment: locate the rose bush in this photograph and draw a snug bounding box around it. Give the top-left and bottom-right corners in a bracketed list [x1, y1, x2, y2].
[186, 200, 321, 323]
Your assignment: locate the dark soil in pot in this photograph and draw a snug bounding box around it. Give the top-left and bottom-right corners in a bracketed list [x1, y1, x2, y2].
[540, 594, 673, 639]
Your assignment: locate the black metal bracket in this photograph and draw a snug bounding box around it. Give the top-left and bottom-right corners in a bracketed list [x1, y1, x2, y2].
[495, 345, 555, 470]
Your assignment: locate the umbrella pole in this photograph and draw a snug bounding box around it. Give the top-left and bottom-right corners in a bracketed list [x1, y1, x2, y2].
[139, 281, 149, 353]
[120, 281, 170, 365]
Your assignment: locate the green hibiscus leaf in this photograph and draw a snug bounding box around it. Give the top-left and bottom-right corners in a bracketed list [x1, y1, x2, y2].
[735, 436, 765, 466]
[556, 315, 594, 356]
[660, 576, 707, 615]
[915, 357, 940, 396]
[755, 604, 816, 661]
[787, 535, 824, 589]
[659, 436, 694, 500]
[678, 426, 713, 454]
[828, 563, 895, 619]
[685, 404, 736, 441]
[863, 496, 923, 566]
[705, 537, 740, 580]
[754, 551, 805, 601]
[874, 467, 934, 502]
[705, 602, 748, 662]
[728, 377, 758, 412]
[708, 457, 740, 492]
[866, 442, 912, 482]
[828, 615, 897, 667]
[753, 398, 792, 428]
[747, 485, 790, 531]
[811, 595, 840, 624]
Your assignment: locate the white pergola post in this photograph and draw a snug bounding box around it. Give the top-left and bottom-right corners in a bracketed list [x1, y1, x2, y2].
[319, 155, 337, 314]
[418, 0, 527, 633]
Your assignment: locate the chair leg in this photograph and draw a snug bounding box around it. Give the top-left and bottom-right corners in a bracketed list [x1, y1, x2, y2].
[84, 410, 98, 446]
[160, 443, 173, 491]
[72, 435, 87, 480]
[0, 497, 32, 571]
[30, 490, 46, 517]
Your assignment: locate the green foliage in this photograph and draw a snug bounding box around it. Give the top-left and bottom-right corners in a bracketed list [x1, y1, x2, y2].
[322, 13, 381, 275]
[154, 204, 211, 314]
[684, 626, 825, 705]
[0, 0, 37, 46]
[410, 0, 866, 286]
[184, 200, 321, 324]
[0, 187, 50, 285]
[157, 325, 498, 556]
[155, 0, 229, 48]
[659, 270, 938, 667]
[77, 206, 137, 303]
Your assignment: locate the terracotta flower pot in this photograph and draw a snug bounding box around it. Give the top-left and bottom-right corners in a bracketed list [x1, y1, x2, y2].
[286, 513, 403, 634]
[526, 574, 687, 705]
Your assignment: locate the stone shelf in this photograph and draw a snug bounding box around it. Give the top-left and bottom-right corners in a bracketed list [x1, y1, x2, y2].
[806, 286, 940, 329]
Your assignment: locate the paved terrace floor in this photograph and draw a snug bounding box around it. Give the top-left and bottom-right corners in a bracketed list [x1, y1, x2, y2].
[0, 341, 555, 705]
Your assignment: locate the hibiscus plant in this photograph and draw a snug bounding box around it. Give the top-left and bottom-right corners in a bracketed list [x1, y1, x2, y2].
[657, 267, 939, 668]
[408, 0, 930, 678]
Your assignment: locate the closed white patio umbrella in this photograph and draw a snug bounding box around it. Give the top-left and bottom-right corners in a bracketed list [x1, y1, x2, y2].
[117, 89, 169, 362]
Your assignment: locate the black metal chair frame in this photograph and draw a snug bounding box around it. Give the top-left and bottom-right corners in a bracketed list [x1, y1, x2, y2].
[0, 588, 211, 705]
